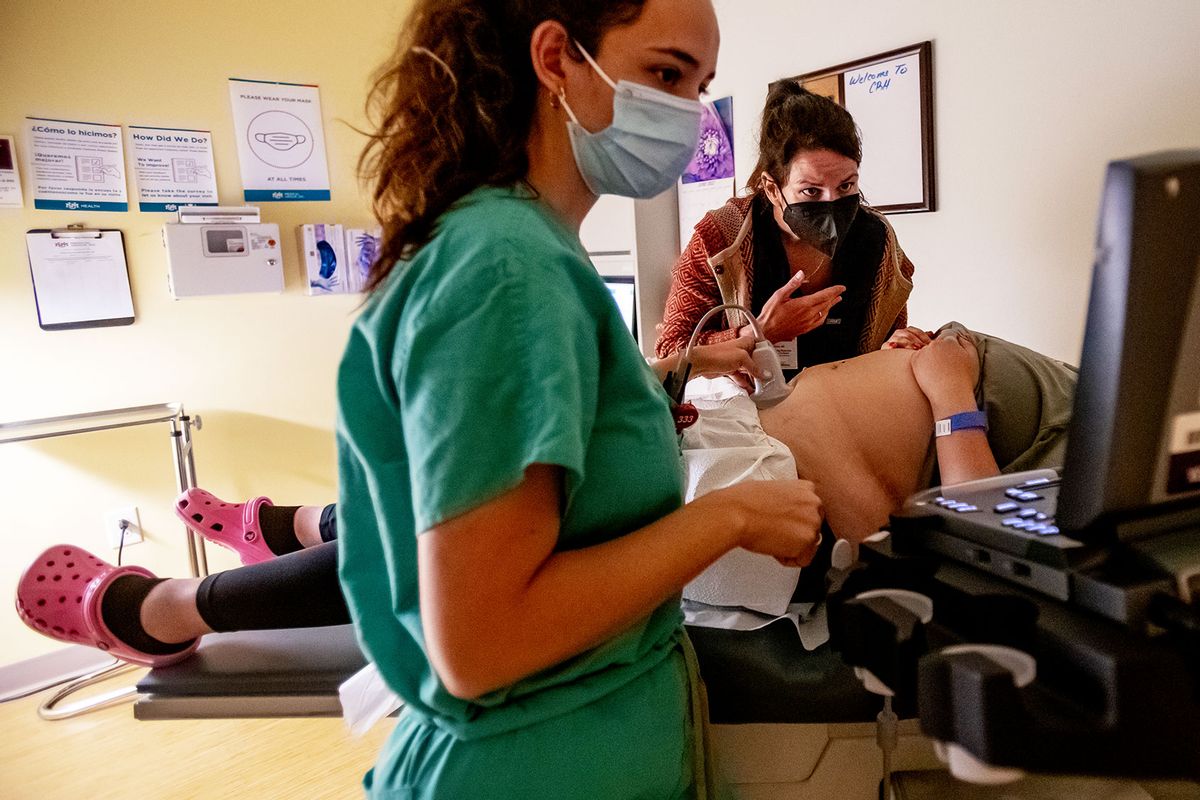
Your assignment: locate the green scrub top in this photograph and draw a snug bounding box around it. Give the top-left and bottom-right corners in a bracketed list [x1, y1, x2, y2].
[335, 185, 694, 798]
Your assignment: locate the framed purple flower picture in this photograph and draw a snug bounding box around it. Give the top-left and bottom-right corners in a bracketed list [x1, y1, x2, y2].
[681, 96, 735, 185]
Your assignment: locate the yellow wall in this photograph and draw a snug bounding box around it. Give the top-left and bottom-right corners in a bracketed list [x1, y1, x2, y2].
[0, 0, 410, 663]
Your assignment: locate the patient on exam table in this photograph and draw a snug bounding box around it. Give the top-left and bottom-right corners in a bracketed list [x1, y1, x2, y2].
[761, 321, 1076, 542]
[15, 323, 1076, 667]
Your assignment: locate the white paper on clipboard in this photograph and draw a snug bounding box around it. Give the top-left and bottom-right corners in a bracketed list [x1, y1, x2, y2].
[25, 229, 135, 330]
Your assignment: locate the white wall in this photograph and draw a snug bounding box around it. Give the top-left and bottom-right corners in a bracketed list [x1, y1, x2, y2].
[704, 0, 1200, 363]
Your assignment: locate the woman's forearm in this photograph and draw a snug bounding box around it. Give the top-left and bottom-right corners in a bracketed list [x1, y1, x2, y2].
[489, 495, 738, 684]
[933, 429, 1000, 485]
[648, 335, 758, 383]
[911, 333, 1000, 487]
[647, 351, 682, 382]
[418, 466, 743, 700]
[930, 394, 1000, 485]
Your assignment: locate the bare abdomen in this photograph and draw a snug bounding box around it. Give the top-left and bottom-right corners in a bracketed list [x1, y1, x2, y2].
[759, 349, 934, 540]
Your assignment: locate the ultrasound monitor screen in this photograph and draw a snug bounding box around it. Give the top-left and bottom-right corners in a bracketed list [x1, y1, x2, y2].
[1057, 151, 1200, 538]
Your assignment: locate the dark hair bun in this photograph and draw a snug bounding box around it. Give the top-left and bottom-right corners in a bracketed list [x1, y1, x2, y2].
[748, 80, 862, 190]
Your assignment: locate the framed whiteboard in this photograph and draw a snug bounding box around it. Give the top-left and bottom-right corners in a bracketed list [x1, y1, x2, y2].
[783, 42, 935, 214]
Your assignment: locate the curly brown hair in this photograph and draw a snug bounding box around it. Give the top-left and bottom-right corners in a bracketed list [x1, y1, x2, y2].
[747, 81, 863, 192]
[359, 0, 647, 293]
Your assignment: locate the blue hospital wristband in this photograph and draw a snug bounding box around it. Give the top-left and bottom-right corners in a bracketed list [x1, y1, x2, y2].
[934, 410, 988, 438]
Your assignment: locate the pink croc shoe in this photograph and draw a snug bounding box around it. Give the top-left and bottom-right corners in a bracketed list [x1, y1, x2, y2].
[15, 545, 198, 668]
[174, 488, 276, 565]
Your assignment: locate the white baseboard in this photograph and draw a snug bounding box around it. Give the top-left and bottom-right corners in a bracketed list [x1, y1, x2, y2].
[0, 646, 118, 703]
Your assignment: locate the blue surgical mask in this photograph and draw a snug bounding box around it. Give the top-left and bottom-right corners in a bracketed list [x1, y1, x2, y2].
[559, 41, 704, 199]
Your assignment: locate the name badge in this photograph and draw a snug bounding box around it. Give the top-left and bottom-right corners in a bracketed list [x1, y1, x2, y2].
[775, 339, 798, 370]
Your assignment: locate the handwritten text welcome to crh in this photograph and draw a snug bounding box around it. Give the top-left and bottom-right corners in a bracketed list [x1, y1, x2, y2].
[847, 61, 909, 94]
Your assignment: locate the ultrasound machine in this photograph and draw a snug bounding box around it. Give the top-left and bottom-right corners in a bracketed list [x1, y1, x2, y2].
[829, 151, 1200, 788]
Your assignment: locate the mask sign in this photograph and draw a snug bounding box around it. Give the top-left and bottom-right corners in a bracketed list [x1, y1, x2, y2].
[228, 77, 332, 202]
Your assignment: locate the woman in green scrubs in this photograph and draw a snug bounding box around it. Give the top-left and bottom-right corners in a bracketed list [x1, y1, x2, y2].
[335, 1, 824, 797]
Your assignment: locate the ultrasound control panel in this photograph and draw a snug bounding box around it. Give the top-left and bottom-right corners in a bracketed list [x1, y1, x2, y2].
[931, 476, 1061, 535]
[902, 469, 1084, 555]
[891, 468, 1179, 624]
[893, 469, 1094, 603]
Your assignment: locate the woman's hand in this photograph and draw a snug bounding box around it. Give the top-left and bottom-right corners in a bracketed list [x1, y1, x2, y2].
[689, 335, 763, 379]
[882, 326, 934, 350]
[750, 271, 846, 343]
[648, 336, 763, 392]
[910, 329, 980, 417]
[703, 478, 825, 567]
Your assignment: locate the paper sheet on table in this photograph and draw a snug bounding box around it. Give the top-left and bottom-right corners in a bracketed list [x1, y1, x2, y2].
[339, 662, 403, 737]
[680, 378, 804, 617]
[683, 600, 830, 651]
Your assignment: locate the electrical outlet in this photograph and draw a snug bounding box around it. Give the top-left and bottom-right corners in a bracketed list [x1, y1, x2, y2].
[105, 506, 144, 550]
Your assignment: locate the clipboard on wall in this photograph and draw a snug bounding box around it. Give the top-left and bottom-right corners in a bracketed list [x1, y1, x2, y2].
[25, 226, 135, 330]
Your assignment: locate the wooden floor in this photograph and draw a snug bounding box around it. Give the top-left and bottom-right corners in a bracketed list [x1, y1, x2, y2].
[0, 670, 395, 799]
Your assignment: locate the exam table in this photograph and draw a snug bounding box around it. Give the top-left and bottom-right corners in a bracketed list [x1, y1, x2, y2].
[133, 621, 940, 799]
[135, 625, 363, 720]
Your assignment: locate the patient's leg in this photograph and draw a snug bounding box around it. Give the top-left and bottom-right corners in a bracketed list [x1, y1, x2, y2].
[126, 543, 349, 644]
[191, 542, 349, 633]
[175, 487, 338, 561]
[17, 541, 349, 665]
[296, 504, 337, 547]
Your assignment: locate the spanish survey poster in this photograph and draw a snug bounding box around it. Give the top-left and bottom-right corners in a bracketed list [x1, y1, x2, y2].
[0, 135, 23, 208]
[25, 117, 128, 211]
[228, 78, 331, 202]
[128, 125, 219, 212]
[677, 96, 735, 249]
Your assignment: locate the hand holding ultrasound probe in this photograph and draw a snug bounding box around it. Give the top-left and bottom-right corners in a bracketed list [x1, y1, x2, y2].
[681, 303, 793, 408]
